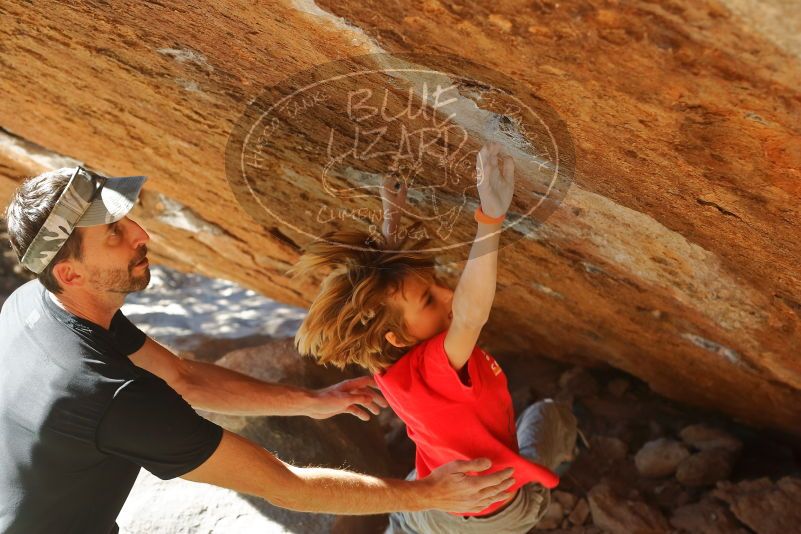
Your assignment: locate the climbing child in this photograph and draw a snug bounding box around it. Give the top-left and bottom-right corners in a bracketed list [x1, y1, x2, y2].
[291, 142, 577, 533]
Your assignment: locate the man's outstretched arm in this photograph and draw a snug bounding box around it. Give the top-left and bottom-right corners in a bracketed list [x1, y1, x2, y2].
[182, 430, 515, 515]
[129, 337, 386, 419]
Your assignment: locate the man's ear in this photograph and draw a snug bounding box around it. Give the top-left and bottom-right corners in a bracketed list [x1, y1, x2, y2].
[51, 260, 83, 288]
[385, 331, 405, 348]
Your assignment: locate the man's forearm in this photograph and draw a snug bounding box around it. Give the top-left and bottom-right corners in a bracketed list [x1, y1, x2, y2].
[282, 465, 424, 514]
[451, 220, 503, 326]
[130, 337, 380, 419]
[184, 431, 513, 515]
[184, 430, 427, 514]
[178, 359, 316, 416]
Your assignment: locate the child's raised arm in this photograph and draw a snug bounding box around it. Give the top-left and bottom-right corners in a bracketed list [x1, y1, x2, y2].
[380, 174, 408, 249]
[444, 142, 515, 371]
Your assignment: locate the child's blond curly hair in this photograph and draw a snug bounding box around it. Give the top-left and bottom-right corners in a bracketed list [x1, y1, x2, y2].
[288, 225, 437, 374]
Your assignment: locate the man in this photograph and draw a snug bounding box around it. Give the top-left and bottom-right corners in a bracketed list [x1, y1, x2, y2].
[0, 167, 515, 534]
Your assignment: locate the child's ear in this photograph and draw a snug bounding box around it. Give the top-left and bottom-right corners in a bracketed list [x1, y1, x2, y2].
[385, 331, 404, 348]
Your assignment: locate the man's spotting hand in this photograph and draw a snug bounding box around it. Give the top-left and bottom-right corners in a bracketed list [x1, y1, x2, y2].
[419, 458, 516, 513]
[307, 376, 388, 421]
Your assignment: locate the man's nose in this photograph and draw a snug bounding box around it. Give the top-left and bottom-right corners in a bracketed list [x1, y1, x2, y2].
[126, 218, 150, 248]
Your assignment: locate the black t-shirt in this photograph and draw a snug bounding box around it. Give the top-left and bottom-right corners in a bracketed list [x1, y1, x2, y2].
[0, 280, 223, 534]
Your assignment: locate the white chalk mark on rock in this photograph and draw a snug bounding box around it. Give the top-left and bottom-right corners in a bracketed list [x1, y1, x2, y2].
[681, 333, 748, 369]
[157, 47, 215, 72]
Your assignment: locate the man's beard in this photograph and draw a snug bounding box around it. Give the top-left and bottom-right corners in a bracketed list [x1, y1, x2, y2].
[88, 246, 151, 294]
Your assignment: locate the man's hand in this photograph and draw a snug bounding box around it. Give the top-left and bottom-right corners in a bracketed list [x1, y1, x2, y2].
[185, 431, 514, 515]
[418, 458, 516, 513]
[307, 376, 388, 421]
[476, 142, 515, 218]
[131, 337, 387, 418]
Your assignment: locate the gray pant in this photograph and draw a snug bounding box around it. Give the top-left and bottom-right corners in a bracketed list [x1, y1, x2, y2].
[387, 399, 577, 534]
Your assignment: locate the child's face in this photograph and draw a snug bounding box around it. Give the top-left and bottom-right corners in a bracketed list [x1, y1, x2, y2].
[385, 273, 454, 348]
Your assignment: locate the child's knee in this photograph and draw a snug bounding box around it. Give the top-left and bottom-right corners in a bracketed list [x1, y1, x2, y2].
[521, 399, 575, 427]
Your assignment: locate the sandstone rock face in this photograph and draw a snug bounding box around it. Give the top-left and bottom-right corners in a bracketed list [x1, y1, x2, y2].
[1, 0, 801, 435]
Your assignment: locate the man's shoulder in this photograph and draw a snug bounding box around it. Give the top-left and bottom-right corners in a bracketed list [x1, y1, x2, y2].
[2, 278, 44, 308]
[1, 279, 49, 337]
[13, 278, 44, 296]
[1, 280, 137, 378]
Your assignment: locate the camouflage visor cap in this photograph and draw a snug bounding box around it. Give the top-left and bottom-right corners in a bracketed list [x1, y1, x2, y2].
[20, 166, 148, 274]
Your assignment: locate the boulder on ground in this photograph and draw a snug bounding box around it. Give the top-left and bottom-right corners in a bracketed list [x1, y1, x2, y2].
[589, 435, 629, 462]
[606, 378, 630, 398]
[676, 449, 735, 487]
[635, 438, 691, 478]
[712, 477, 801, 534]
[208, 339, 395, 533]
[670, 498, 748, 534]
[535, 500, 565, 530]
[587, 482, 670, 534]
[552, 490, 577, 513]
[568, 497, 591, 526]
[679, 424, 743, 453]
[558, 367, 600, 399]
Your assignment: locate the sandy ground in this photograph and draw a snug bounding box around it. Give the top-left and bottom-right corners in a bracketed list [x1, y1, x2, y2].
[121, 265, 307, 355]
[117, 266, 311, 534]
[117, 474, 299, 534]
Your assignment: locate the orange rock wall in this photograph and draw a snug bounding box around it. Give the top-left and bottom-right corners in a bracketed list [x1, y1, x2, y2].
[1, 0, 799, 433]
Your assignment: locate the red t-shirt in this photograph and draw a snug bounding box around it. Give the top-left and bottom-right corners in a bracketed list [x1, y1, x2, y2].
[374, 330, 559, 516]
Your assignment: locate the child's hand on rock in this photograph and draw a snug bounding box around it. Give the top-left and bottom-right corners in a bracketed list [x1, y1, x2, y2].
[476, 142, 515, 218]
[380, 173, 408, 211]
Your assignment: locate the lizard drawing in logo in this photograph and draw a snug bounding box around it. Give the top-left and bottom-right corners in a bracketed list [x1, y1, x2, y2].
[319, 84, 480, 245]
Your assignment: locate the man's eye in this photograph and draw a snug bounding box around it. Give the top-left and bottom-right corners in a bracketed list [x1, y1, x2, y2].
[427, 293, 433, 306]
